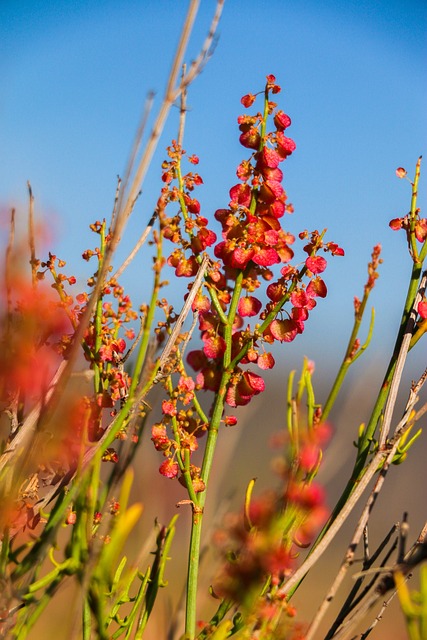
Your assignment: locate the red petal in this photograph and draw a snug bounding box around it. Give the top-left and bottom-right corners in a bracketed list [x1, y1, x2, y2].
[159, 459, 179, 479]
[418, 300, 427, 319]
[258, 352, 275, 370]
[229, 183, 252, 207]
[269, 319, 298, 342]
[307, 277, 327, 298]
[306, 256, 327, 274]
[237, 296, 262, 317]
[252, 247, 280, 266]
[203, 335, 226, 359]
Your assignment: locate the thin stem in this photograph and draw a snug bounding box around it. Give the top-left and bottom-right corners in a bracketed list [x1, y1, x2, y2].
[27, 181, 37, 287]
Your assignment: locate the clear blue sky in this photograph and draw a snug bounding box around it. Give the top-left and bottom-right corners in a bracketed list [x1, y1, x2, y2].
[1, 0, 426, 360]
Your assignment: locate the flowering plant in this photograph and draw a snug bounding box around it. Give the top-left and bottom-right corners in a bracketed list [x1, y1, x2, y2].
[1, 4, 426, 639]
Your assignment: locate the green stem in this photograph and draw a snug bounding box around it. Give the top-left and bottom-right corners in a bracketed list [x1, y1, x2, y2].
[322, 303, 375, 422]
[185, 373, 230, 638]
[127, 241, 163, 399]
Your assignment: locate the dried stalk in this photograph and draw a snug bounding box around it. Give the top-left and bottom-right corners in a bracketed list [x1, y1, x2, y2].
[378, 270, 427, 449]
[330, 540, 427, 640]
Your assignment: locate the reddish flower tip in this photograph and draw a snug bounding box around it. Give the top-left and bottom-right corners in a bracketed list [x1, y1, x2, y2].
[241, 93, 256, 108]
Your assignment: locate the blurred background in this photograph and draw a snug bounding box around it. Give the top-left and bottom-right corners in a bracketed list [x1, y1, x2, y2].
[1, 1, 427, 638]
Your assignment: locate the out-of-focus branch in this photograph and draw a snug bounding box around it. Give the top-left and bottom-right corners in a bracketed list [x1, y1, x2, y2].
[24, 0, 223, 448]
[283, 369, 426, 596]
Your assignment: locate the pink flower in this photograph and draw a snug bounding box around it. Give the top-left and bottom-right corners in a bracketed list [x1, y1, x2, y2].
[396, 167, 407, 178]
[159, 459, 179, 479]
[237, 296, 262, 317]
[306, 256, 327, 274]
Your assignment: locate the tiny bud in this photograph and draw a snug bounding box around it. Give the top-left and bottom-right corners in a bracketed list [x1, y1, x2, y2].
[66, 511, 77, 525]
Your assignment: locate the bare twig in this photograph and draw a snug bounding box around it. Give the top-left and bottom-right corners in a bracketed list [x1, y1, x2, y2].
[359, 588, 400, 639]
[113, 91, 155, 233]
[307, 367, 427, 638]
[378, 270, 427, 449]
[330, 542, 427, 640]
[178, 65, 188, 148]
[109, 175, 122, 233]
[112, 209, 158, 280]
[155, 254, 210, 377]
[111, 0, 223, 249]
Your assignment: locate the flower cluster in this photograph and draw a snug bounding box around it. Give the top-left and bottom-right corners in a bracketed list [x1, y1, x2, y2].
[213, 419, 330, 616]
[151, 374, 207, 490]
[185, 77, 343, 406]
[37, 223, 139, 450]
[152, 76, 343, 483]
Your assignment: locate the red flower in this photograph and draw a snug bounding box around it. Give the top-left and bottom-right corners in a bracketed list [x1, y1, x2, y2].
[238, 296, 262, 317]
[274, 110, 291, 130]
[307, 277, 327, 298]
[257, 352, 275, 370]
[415, 219, 427, 243]
[162, 400, 177, 416]
[268, 318, 298, 342]
[257, 146, 282, 169]
[252, 246, 280, 267]
[151, 424, 170, 451]
[203, 335, 226, 359]
[290, 289, 316, 310]
[239, 128, 261, 150]
[418, 300, 427, 319]
[389, 217, 404, 230]
[226, 370, 265, 407]
[173, 255, 198, 277]
[326, 242, 345, 256]
[276, 131, 296, 157]
[159, 459, 179, 479]
[258, 180, 284, 204]
[229, 183, 252, 207]
[241, 93, 256, 108]
[306, 255, 327, 274]
[230, 246, 256, 269]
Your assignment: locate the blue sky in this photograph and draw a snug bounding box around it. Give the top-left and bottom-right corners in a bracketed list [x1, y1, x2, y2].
[1, 0, 426, 362]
